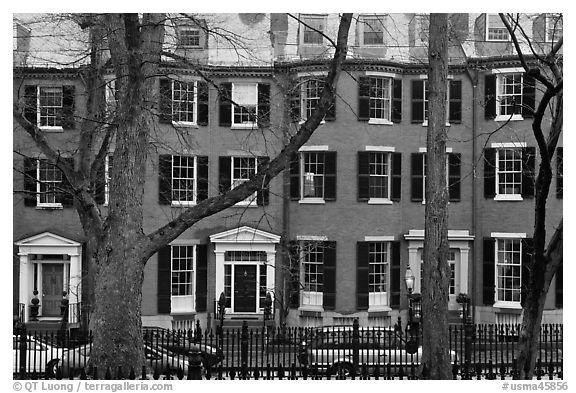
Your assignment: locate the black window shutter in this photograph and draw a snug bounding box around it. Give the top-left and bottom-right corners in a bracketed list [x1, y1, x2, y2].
[324, 152, 337, 201]
[196, 244, 208, 312]
[356, 242, 370, 310]
[522, 75, 536, 119]
[521, 147, 536, 199]
[391, 79, 402, 123]
[23, 157, 38, 207]
[390, 152, 402, 201]
[325, 95, 336, 121]
[555, 262, 563, 308]
[257, 83, 271, 127]
[448, 80, 462, 124]
[256, 156, 270, 206]
[197, 156, 209, 202]
[159, 78, 172, 124]
[556, 147, 563, 199]
[197, 81, 209, 126]
[157, 246, 172, 314]
[289, 153, 300, 200]
[158, 154, 172, 205]
[411, 80, 424, 123]
[358, 151, 370, 201]
[390, 241, 401, 309]
[24, 85, 37, 125]
[448, 153, 462, 202]
[62, 85, 76, 130]
[61, 157, 75, 207]
[218, 156, 232, 194]
[288, 241, 300, 308]
[357, 77, 370, 121]
[289, 83, 301, 123]
[482, 237, 495, 305]
[219, 83, 232, 127]
[411, 153, 424, 202]
[484, 148, 496, 198]
[323, 241, 337, 310]
[484, 74, 497, 119]
[521, 238, 533, 308]
[93, 157, 106, 205]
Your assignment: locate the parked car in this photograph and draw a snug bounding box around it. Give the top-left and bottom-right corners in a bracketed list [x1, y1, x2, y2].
[12, 335, 65, 377]
[55, 341, 223, 378]
[299, 326, 455, 376]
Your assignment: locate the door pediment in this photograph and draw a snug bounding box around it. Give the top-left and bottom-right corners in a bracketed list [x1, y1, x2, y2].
[210, 226, 280, 244]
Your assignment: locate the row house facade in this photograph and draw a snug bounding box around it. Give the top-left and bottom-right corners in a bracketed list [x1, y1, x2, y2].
[13, 13, 562, 332]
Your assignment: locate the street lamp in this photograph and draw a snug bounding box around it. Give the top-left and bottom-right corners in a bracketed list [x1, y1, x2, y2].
[404, 266, 420, 355]
[405, 266, 415, 294]
[217, 292, 226, 336]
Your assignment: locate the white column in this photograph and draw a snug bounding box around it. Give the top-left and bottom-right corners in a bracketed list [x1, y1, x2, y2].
[459, 247, 470, 295]
[214, 250, 225, 307]
[266, 251, 276, 305]
[18, 253, 29, 322]
[68, 253, 81, 323]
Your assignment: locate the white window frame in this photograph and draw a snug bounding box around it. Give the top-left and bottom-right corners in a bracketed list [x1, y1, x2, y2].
[171, 80, 198, 127]
[545, 14, 562, 42]
[170, 244, 196, 314]
[300, 78, 324, 123]
[494, 72, 524, 122]
[418, 147, 452, 204]
[486, 13, 511, 42]
[231, 82, 258, 129]
[231, 156, 257, 207]
[104, 154, 113, 206]
[301, 15, 326, 45]
[359, 15, 385, 46]
[300, 151, 326, 204]
[300, 241, 324, 310]
[368, 241, 390, 310]
[368, 76, 392, 124]
[493, 237, 523, 309]
[419, 76, 452, 126]
[171, 155, 197, 206]
[179, 27, 201, 48]
[367, 151, 392, 204]
[493, 143, 525, 201]
[36, 159, 63, 209]
[37, 86, 64, 131]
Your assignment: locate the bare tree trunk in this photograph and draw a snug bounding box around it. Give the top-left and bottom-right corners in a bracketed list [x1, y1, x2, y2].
[421, 13, 451, 379]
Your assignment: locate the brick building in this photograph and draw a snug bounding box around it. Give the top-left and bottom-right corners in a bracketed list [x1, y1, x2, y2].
[13, 13, 562, 331]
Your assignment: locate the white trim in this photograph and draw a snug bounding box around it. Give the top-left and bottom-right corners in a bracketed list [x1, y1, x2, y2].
[364, 235, 396, 242]
[418, 147, 453, 153]
[298, 198, 326, 205]
[210, 226, 281, 244]
[491, 232, 527, 239]
[365, 71, 397, 78]
[169, 239, 202, 246]
[231, 123, 257, 130]
[494, 114, 524, 122]
[172, 121, 199, 129]
[493, 301, 523, 310]
[226, 150, 264, 157]
[368, 198, 393, 205]
[404, 229, 475, 242]
[368, 119, 394, 125]
[365, 145, 395, 152]
[485, 14, 511, 42]
[298, 145, 329, 152]
[418, 74, 454, 80]
[494, 194, 523, 202]
[296, 71, 328, 78]
[296, 235, 328, 241]
[491, 67, 525, 74]
[491, 142, 527, 149]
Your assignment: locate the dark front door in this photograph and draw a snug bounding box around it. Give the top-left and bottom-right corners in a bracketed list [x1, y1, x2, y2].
[42, 264, 63, 316]
[233, 265, 257, 312]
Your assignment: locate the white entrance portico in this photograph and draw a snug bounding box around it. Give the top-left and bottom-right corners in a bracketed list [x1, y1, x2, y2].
[210, 226, 280, 315]
[15, 232, 83, 323]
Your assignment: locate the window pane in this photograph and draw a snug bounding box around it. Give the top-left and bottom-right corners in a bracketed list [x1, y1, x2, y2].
[172, 156, 195, 203]
[171, 245, 194, 296]
[302, 152, 324, 198]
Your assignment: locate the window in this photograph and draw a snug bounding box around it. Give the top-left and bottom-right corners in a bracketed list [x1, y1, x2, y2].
[179, 28, 201, 47]
[37, 159, 63, 207]
[496, 148, 522, 197]
[171, 155, 196, 205]
[171, 245, 195, 313]
[486, 14, 510, 41]
[368, 152, 391, 200]
[448, 249, 457, 295]
[369, 77, 392, 121]
[302, 241, 324, 307]
[38, 87, 63, 128]
[24, 85, 75, 130]
[546, 14, 562, 42]
[411, 79, 462, 125]
[302, 79, 322, 121]
[104, 155, 113, 206]
[290, 150, 336, 202]
[302, 152, 324, 199]
[495, 239, 522, 303]
[232, 156, 257, 205]
[497, 73, 523, 117]
[485, 71, 534, 121]
[411, 151, 461, 203]
[369, 242, 389, 307]
[302, 15, 325, 45]
[172, 81, 197, 124]
[232, 83, 257, 127]
[360, 16, 384, 45]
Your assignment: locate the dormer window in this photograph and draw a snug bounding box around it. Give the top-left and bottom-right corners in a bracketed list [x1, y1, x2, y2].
[486, 14, 510, 41]
[180, 27, 201, 47]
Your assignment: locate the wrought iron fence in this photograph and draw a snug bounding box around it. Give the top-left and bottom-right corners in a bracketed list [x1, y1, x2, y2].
[13, 321, 563, 380]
